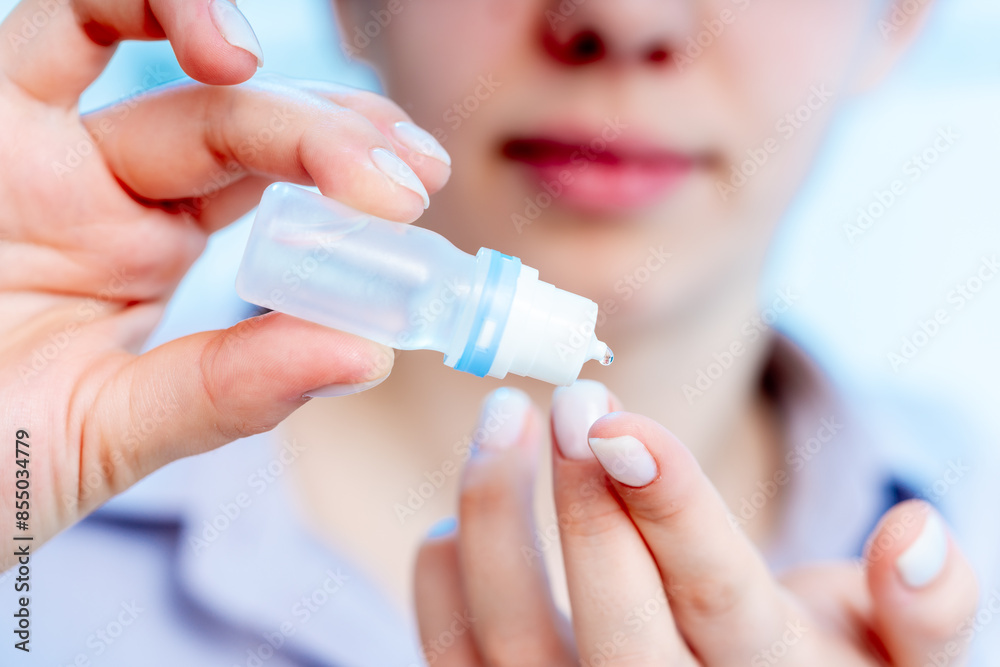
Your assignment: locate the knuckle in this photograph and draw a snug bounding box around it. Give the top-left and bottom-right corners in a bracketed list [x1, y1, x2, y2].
[333, 87, 407, 121]
[557, 501, 627, 541]
[198, 330, 267, 441]
[622, 489, 687, 526]
[477, 632, 566, 667]
[459, 464, 518, 518]
[673, 575, 746, 619]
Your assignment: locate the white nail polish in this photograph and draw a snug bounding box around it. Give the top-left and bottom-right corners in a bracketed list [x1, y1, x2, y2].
[370, 148, 431, 208]
[551, 380, 609, 460]
[588, 435, 658, 487]
[896, 511, 948, 588]
[209, 0, 264, 67]
[392, 121, 452, 166]
[474, 387, 531, 450]
[303, 374, 389, 399]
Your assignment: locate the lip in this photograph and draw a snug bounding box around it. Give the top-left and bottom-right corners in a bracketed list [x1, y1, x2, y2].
[501, 133, 702, 215]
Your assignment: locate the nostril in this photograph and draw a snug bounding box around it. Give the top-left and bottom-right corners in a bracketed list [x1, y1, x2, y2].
[542, 28, 606, 65]
[648, 47, 670, 64]
[571, 30, 605, 62]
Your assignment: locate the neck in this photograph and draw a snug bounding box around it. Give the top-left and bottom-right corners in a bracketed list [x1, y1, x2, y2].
[365, 274, 777, 479]
[283, 272, 784, 608]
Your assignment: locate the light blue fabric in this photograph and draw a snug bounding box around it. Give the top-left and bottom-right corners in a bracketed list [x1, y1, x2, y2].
[2, 220, 997, 666]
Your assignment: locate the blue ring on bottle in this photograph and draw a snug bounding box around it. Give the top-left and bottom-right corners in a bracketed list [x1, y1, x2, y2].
[453, 249, 521, 377]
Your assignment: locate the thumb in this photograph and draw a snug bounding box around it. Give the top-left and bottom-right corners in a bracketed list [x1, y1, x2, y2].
[864, 500, 979, 667]
[79, 311, 392, 511]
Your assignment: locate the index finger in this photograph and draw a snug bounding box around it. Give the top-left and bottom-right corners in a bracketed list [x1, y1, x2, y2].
[585, 411, 811, 664]
[0, 0, 260, 107]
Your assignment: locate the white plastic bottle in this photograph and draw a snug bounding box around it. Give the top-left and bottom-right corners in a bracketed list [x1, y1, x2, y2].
[236, 183, 613, 386]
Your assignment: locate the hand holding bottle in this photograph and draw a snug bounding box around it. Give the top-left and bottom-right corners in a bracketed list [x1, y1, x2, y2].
[0, 0, 450, 570]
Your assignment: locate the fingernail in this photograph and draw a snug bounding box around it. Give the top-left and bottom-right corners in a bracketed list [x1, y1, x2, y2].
[392, 121, 452, 167]
[551, 380, 609, 460]
[588, 436, 658, 487]
[473, 387, 531, 450]
[370, 147, 431, 209]
[427, 517, 458, 539]
[303, 373, 389, 399]
[209, 0, 264, 67]
[896, 510, 948, 588]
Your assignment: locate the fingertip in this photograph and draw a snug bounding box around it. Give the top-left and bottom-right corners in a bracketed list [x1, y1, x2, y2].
[550, 380, 612, 461]
[159, 0, 261, 85]
[585, 412, 703, 496]
[866, 501, 979, 652]
[221, 311, 394, 402]
[587, 411, 680, 452]
[369, 147, 431, 212]
[896, 509, 948, 589]
[865, 501, 947, 590]
[175, 46, 259, 86]
[301, 133, 429, 224]
[473, 387, 536, 452]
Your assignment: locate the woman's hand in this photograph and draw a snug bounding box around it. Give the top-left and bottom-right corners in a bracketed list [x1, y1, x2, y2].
[415, 381, 979, 666]
[0, 0, 450, 570]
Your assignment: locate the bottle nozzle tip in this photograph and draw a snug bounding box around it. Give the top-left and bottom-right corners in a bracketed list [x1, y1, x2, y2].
[588, 337, 613, 367]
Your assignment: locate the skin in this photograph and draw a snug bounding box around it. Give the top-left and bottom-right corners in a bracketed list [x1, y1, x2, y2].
[0, 0, 980, 664]
[302, 0, 977, 664]
[0, 0, 448, 569]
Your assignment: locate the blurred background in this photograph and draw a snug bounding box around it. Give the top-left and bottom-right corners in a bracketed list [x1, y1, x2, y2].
[2, 0, 997, 443]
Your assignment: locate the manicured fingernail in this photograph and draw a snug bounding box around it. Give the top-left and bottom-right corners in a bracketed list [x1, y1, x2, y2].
[474, 387, 531, 450]
[588, 435, 658, 487]
[551, 380, 609, 460]
[428, 517, 458, 539]
[896, 510, 948, 588]
[370, 147, 431, 208]
[303, 373, 389, 399]
[392, 121, 452, 167]
[209, 0, 264, 67]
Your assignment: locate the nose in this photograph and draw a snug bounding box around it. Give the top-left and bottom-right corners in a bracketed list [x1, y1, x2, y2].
[540, 0, 694, 67]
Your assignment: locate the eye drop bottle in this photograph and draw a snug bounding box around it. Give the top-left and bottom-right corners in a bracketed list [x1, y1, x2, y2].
[236, 183, 613, 386]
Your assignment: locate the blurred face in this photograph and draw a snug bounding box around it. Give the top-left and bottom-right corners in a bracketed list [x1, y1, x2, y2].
[338, 0, 897, 334]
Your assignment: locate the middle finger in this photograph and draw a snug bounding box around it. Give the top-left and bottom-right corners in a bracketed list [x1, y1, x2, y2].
[551, 381, 695, 666]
